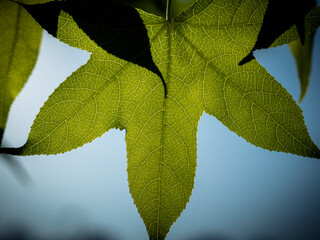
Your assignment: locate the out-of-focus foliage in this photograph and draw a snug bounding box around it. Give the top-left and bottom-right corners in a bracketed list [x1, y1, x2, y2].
[290, 32, 315, 102]
[0, 0, 42, 144]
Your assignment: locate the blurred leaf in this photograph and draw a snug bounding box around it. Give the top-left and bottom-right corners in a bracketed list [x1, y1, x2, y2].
[0, 153, 32, 185]
[0, 0, 42, 145]
[240, 0, 316, 65]
[1, 0, 320, 239]
[289, 31, 315, 102]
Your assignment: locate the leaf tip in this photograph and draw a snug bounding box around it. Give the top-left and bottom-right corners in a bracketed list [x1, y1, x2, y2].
[160, 75, 167, 98]
[313, 148, 320, 159]
[239, 52, 255, 66]
[298, 93, 305, 103]
[18, 1, 62, 37]
[296, 21, 306, 45]
[0, 128, 4, 146]
[304, 143, 320, 159]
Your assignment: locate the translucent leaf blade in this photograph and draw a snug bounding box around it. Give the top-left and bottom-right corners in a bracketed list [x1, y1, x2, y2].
[203, 58, 320, 158]
[0, 0, 42, 144]
[1, 1, 320, 239]
[127, 21, 202, 239]
[289, 32, 315, 102]
[174, 0, 320, 158]
[15, 48, 164, 155]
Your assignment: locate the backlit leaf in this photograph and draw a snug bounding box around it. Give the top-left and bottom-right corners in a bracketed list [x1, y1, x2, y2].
[0, 0, 42, 144]
[1, 1, 320, 239]
[289, 31, 315, 102]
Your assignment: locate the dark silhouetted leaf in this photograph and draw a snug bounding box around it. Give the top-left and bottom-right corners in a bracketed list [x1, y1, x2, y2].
[239, 0, 316, 65]
[117, 0, 197, 19]
[20, 0, 166, 95]
[289, 31, 315, 102]
[116, 0, 166, 16]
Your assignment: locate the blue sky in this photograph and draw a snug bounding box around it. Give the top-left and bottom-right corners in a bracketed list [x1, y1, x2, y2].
[1, 9, 320, 240]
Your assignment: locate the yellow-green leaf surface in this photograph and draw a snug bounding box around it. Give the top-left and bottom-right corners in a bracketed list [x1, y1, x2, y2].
[0, 0, 43, 144]
[2, 1, 320, 239]
[289, 32, 315, 102]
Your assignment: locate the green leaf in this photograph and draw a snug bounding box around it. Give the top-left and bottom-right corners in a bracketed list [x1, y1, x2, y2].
[1, 0, 320, 239]
[289, 31, 315, 102]
[0, 0, 42, 145]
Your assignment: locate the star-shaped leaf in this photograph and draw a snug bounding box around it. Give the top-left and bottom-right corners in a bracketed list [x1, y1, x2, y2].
[1, 1, 320, 239]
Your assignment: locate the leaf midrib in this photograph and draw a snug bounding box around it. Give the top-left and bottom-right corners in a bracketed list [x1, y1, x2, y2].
[175, 0, 214, 23]
[155, 21, 172, 240]
[174, 21, 262, 28]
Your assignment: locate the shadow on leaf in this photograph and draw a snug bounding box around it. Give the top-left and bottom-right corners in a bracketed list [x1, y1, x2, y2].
[239, 0, 316, 65]
[20, 0, 166, 95]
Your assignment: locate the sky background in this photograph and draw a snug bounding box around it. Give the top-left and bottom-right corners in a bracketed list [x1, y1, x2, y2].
[1, 2, 320, 240]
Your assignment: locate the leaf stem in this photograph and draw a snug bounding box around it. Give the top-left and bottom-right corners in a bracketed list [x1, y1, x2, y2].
[166, 0, 172, 22]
